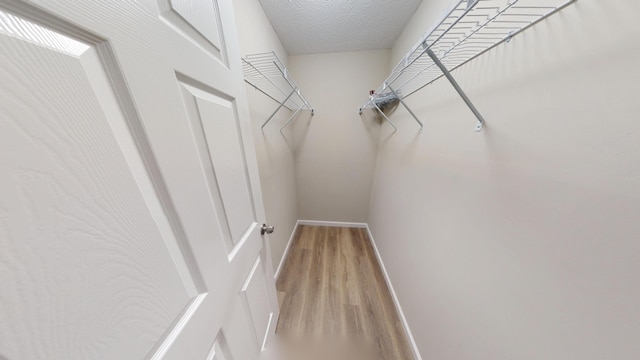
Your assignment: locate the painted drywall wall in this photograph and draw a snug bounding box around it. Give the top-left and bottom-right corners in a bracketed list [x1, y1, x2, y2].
[233, 0, 297, 273]
[368, 0, 640, 359]
[288, 49, 389, 223]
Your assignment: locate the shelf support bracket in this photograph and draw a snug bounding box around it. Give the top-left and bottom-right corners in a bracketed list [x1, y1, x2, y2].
[386, 84, 424, 132]
[261, 88, 297, 133]
[280, 103, 305, 134]
[371, 97, 398, 133]
[426, 49, 485, 132]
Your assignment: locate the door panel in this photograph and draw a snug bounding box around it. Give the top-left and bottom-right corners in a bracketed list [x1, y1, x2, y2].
[158, 0, 227, 64]
[241, 255, 275, 351]
[206, 338, 231, 360]
[0, 13, 199, 359]
[177, 80, 257, 248]
[169, 0, 222, 47]
[0, 0, 278, 359]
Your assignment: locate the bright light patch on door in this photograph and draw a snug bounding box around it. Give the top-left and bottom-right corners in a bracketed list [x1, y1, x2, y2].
[0, 10, 89, 56]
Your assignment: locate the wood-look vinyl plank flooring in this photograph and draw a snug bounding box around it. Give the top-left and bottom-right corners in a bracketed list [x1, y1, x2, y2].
[275, 225, 414, 360]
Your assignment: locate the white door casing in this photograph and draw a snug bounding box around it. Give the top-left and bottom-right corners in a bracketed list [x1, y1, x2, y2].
[0, 0, 279, 359]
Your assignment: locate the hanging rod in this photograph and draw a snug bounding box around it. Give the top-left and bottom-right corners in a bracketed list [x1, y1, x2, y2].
[242, 51, 314, 132]
[359, 0, 576, 132]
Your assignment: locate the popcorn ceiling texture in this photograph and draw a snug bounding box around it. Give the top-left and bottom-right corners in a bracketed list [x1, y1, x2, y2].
[258, 0, 423, 55]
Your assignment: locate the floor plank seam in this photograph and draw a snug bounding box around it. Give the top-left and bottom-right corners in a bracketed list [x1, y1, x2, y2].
[274, 225, 415, 359]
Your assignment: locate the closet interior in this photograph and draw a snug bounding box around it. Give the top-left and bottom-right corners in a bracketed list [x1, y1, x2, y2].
[235, 0, 639, 358]
[360, 0, 576, 132]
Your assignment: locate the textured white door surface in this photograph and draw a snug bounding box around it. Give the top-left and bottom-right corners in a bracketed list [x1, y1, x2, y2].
[0, 0, 278, 359]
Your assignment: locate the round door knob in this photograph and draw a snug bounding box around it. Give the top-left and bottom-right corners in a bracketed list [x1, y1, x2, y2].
[261, 224, 275, 235]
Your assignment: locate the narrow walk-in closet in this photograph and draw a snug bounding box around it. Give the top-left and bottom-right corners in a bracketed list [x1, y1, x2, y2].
[235, 0, 640, 359]
[0, 0, 638, 359]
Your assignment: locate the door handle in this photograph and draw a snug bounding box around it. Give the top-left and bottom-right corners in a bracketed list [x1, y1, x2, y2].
[261, 224, 275, 235]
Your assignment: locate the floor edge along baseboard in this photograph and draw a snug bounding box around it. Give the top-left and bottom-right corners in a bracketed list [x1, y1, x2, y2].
[364, 224, 423, 360]
[297, 219, 367, 228]
[274, 220, 301, 280]
[274, 219, 423, 360]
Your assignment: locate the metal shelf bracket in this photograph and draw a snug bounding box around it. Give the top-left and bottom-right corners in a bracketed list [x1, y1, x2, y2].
[425, 49, 485, 132]
[358, 0, 575, 133]
[242, 52, 314, 134]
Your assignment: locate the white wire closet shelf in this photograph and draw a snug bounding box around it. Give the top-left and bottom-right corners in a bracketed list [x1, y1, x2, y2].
[242, 51, 314, 132]
[360, 0, 576, 132]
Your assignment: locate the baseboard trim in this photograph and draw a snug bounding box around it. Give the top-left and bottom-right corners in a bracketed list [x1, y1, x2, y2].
[297, 219, 367, 228]
[273, 219, 422, 360]
[365, 225, 423, 360]
[274, 220, 300, 280]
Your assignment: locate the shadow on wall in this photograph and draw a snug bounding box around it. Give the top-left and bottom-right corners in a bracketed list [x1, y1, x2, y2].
[287, 112, 314, 153]
[359, 107, 391, 144]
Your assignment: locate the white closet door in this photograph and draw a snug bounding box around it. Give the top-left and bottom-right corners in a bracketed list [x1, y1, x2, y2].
[0, 0, 278, 359]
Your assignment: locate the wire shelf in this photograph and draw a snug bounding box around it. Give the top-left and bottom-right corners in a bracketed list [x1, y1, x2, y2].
[242, 51, 314, 131]
[360, 0, 575, 132]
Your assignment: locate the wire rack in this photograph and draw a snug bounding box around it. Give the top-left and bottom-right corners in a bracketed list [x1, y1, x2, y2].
[242, 51, 314, 132]
[360, 0, 576, 132]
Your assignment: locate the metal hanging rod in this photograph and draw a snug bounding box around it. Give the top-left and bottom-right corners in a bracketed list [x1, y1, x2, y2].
[242, 51, 314, 132]
[359, 0, 576, 132]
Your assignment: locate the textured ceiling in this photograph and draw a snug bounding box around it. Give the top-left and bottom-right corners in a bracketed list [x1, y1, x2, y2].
[258, 0, 423, 55]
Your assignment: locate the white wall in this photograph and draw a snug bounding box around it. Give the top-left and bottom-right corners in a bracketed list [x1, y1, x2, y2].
[233, 0, 297, 272]
[368, 0, 640, 359]
[288, 49, 389, 222]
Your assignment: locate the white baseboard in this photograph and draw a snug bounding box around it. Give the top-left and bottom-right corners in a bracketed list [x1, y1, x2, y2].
[272, 219, 422, 360]
[274, 220, 300, 280]
[297, 219, 367, 228]
[275, 220, 365, 280]
[365, 225, 423, 360]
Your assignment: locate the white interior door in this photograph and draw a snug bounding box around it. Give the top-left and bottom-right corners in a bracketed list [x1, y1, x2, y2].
[0, 0, 279, 359]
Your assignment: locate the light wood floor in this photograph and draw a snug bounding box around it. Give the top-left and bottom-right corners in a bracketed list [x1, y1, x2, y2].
[275, 225, 414, 360]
